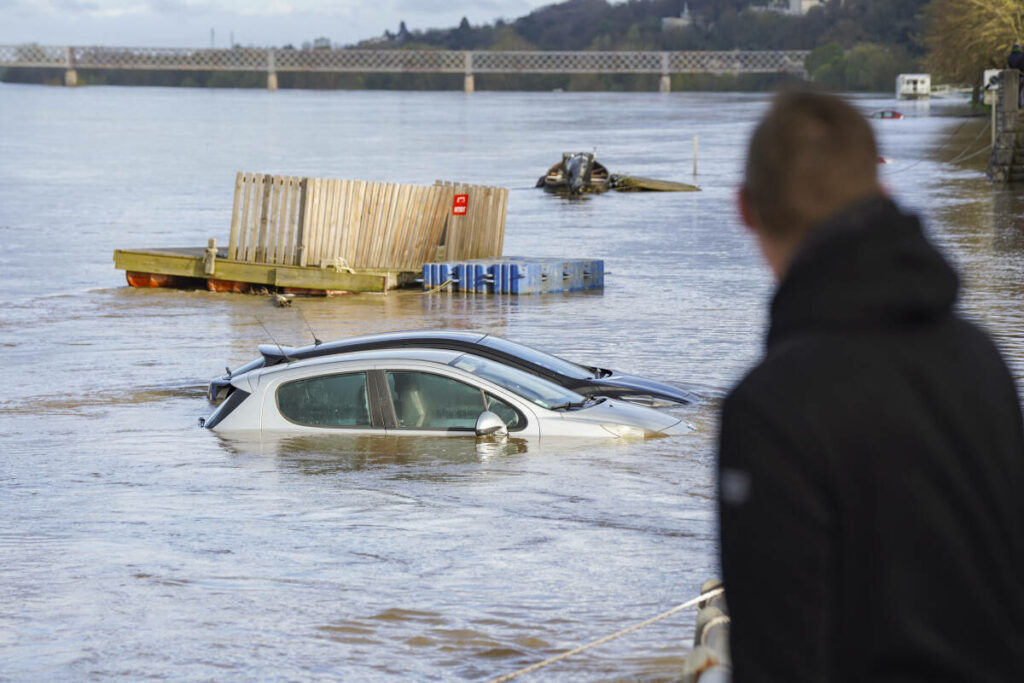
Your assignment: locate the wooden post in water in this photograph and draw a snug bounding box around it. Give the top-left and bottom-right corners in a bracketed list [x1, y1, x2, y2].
[660, 52, 671, 93]
[693, 134, 699, 177]
[203, 238, 217, 275]
[64, 47, 78, 87]
[464, 52, 475, 93]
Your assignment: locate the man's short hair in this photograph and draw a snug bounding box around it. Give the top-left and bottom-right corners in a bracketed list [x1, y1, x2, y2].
[743, 89, 879, 241]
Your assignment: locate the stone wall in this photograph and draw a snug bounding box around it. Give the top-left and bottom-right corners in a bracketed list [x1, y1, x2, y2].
[987, 69, 1024, 183]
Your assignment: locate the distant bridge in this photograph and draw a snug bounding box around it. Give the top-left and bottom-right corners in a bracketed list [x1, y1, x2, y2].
[0, 44, 809, 92]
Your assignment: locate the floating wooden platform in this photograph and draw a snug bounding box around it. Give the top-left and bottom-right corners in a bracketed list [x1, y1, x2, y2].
[113, 172, 510, 296]
[113, 247, 417, 293]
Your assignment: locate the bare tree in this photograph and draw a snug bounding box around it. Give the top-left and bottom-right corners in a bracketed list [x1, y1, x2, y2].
[922, 0, 1024, 85]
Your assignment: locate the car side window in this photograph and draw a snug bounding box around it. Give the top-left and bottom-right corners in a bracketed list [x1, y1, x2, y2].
[277, 372, 371, 428]
[386, 371, 487, 430]
[485, 393, 522, 431]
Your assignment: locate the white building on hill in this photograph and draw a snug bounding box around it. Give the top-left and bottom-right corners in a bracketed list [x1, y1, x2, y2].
[751, 0, 823, 16]
[662, 3, 693, 31]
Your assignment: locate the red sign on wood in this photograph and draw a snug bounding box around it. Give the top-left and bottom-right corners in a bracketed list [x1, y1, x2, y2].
[452, 194, 469, 216]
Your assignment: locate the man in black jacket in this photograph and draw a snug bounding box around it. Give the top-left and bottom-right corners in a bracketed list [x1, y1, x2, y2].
[719, 90, 1024, 680]
[1009, 44, 1024, 109]
[1009, 43, 1024, 71]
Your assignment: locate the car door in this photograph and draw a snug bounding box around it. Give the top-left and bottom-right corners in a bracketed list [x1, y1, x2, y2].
[262, 368, 385, 433]
[379, 368, 530, 436]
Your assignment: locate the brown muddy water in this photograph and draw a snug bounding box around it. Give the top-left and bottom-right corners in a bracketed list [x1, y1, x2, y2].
[0, 85, 1021, 680]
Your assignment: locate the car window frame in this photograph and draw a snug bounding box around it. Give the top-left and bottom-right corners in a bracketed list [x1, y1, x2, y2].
[375, 368, 527, 433]
[273, 370, 384, 430]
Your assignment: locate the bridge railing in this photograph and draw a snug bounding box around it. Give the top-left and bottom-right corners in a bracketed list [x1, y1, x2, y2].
[1, 44, 808, 73]
[0, 44, 808, 90]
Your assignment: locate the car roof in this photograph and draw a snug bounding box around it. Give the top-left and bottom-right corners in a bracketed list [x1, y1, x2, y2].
[249, 346, 468, 378]
[259, 329, 487, 365]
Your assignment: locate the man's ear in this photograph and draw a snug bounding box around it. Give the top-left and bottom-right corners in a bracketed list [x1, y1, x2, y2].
[737, 186, 759, 233]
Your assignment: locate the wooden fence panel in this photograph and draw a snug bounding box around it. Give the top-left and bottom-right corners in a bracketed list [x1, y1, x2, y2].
[373, 183, 400, 268]
[495, 186, 508, 256]
[421, 185, 452, 265]
[227, 172, 244, 260]
[244, 174, 263, 262]
[341, 180, 364, 268]
[286, 177, 305, 266]
[432, 181, 505, 261]
[364, 182, 386, 268]
[297, 178, 313, 266]
[254, 174, 272, 262]
[235, 172, 254, 261]
[307, 177, 325, 266]
[316, 177, 331, 264]
[227, 172, 505, 270]
[324, 179, 345, 265]
[388, 184, 415, 267]
[265, 175, 281, 263]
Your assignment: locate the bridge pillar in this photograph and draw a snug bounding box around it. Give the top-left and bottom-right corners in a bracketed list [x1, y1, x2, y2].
[266, 50, 278, 92]
[64, 47, 77, 87]
[464, 51, 475, 93]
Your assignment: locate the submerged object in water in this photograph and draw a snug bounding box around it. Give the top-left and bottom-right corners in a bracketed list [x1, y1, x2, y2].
[537, 152, 699, 195]
[537, 152, 611, 194]
[610, 174, 701, 192]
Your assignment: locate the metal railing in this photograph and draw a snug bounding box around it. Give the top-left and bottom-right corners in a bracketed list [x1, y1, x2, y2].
[0, 44, 808, 76]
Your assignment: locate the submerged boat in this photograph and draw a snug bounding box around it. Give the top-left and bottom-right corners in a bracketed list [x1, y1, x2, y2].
[537, 152, 700, 195]
[537, 152, 611, 194]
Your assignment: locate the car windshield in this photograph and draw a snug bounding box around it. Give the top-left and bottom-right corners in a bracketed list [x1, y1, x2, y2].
[478, 336, 595, 380]
[450, 355, 587, 410]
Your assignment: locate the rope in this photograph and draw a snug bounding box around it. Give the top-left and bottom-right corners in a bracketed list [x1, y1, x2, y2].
[884, 119, 989, 175]
[946, 120, 992, 164]
[423, 278, 453, 294]
[486, 587, 724, 683]
[699, 615, 732, 645]
[947, 143, 994, 164]
[328, 256, 355, 274]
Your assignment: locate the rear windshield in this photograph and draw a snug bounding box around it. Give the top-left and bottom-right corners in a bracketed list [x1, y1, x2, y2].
[450, 355, 585, 409]
[478, 336, 594, 380]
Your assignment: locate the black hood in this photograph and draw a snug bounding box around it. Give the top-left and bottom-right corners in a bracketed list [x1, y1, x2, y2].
[767, 196, 959, 349]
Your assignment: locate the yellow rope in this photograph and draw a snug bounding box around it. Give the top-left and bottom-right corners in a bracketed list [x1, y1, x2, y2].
[423, 278, 453, 294]
[699, 615, 731, 645]
[487, 587, 724, 683]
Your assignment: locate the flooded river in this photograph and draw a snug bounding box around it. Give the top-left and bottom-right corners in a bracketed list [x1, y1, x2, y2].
[1, 84, 1021, 680]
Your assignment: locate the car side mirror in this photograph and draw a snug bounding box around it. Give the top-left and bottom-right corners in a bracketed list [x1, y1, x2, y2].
[475, 411, 508, 437]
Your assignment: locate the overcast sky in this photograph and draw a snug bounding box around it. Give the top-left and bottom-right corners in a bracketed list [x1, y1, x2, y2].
[0, 0, 561, 48]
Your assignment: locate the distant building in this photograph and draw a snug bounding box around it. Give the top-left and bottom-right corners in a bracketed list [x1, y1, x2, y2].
[753, 0, 823, 15]
[896, 73, 931, 99]
[791, 0, 823, 14]
[662, 3, 693, 31]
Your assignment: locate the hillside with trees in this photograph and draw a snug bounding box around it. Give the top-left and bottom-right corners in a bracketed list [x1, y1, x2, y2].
[359, 0, 926, 91]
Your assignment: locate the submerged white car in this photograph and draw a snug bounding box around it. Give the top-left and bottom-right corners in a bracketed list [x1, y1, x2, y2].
[202, 348, 692, 438]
